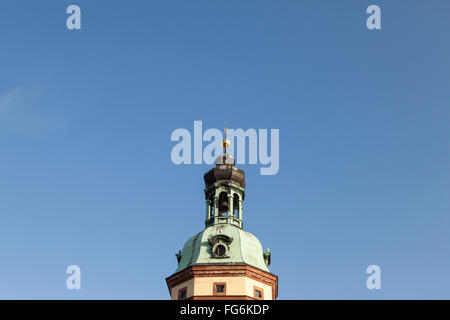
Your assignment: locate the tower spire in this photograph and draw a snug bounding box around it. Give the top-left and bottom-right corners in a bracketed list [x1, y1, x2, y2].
[166, 131, 278, 300]
[203, 130, 245, 228]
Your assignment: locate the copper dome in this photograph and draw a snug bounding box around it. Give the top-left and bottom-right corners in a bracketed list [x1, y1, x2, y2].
[204, 154, 245, 188]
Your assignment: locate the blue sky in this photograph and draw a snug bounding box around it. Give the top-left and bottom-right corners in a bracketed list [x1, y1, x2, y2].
[0, 0, 449, 299]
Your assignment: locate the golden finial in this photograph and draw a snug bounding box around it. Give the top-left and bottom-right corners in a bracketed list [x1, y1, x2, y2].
[222, 127, 231, 153]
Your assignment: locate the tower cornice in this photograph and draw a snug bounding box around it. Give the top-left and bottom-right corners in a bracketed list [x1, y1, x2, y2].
[166, 264, 278, 300]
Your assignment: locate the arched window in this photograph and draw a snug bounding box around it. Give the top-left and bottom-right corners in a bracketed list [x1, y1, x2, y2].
[218, 191, 229, 216]
[214, 244, 226, 257]
[233, 194, 240, 218]
[210, 199, 215, 218]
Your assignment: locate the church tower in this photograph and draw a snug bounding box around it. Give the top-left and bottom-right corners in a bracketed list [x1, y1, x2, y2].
[166, 130, 278, 300]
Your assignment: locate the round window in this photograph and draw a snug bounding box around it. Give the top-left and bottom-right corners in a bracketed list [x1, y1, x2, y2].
[214, 244, 226, 257]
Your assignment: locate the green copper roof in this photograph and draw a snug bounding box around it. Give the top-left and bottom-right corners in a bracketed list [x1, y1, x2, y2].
[174, 224, 270, 274]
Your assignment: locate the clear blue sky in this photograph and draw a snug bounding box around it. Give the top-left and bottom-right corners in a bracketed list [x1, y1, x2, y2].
[0, 1, 449, 299]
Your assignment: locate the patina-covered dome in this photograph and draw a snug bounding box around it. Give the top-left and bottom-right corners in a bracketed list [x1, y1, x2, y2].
[174, 224, 270, 274]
